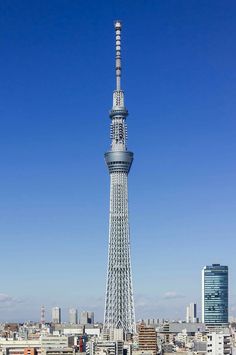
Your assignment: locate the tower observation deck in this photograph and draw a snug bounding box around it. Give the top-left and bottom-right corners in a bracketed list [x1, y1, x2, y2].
[103, 21, 135, 335]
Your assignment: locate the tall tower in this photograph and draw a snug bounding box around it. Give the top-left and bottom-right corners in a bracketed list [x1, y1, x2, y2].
[104, 21, 135, 335]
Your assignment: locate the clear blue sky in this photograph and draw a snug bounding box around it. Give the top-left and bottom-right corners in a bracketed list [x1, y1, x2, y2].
[0, 0, 235, 322]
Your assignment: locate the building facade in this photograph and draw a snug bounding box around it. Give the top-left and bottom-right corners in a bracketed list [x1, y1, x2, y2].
[88, 312, 94, 325]
[207, 332, 231, 355]
[103, 21, 135, 334]
[93, 341, 124, 355]
[202, 264, 228, 327]
[138, 324, 157, 355]
[80, 311, 88, 325]
[68, 308, 78, 324]
[52, 307, 61, 324]
[186, 303, 197, 323]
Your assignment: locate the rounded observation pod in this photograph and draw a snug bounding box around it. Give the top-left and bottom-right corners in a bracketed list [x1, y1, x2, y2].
[105, 151, 133, 174]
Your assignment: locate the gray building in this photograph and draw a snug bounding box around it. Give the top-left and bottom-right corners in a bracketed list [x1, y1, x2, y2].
[68, 308, 78, 324]
[52, 307, 61, 324]
[193, 341, 207, 352]
[88, 312, 94, 325]
[80, 311, 94, 325]
[202, 264, 228, 327]
[159, 322, 206, 334]
[80, 311, 88, 325]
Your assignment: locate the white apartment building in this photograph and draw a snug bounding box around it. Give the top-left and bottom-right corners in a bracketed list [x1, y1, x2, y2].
[207, 332, 231, 355]
[186, 303, 197, 323]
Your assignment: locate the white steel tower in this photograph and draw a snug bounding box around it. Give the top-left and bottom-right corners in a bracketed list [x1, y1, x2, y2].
[104, 20, 135, 334]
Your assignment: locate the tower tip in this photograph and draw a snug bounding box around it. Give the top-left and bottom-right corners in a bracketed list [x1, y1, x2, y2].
[114, 20, 122, 30]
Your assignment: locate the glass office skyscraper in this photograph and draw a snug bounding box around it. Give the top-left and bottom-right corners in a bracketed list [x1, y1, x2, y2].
[202, 264, 228, 326]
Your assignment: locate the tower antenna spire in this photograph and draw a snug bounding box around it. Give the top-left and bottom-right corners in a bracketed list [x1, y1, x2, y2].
[114, 20, 122, 91]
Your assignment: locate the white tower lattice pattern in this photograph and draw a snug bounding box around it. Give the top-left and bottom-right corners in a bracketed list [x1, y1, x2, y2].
[104, 21, 135, 334]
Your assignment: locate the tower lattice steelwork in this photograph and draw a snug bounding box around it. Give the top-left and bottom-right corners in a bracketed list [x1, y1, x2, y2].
[104, 21, 135, 334]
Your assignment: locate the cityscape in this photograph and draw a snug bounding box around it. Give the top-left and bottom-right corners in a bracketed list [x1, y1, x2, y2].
[1, 1, 236, 355]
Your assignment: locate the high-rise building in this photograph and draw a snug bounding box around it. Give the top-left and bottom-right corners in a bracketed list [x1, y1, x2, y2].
[40, 305, 45, 325]
[51, 307, 61, 324]
[80, 311, 88, 325]
[69, 308, 78, 324]
[202, 264, 228, 327]
[103, 21, 135, 335]
[138, 324, 157, 355]
[88, 312, 94, 325]
[186, 302, 197, 323]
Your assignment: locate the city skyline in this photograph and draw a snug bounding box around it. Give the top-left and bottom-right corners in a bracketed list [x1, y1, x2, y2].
[0, 0, 236, 322]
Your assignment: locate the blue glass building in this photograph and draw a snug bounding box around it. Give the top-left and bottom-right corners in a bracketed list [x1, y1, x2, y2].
[202, 264, 228, 326]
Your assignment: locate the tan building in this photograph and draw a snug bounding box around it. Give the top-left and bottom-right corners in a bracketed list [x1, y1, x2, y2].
[138, 324, 157, 355]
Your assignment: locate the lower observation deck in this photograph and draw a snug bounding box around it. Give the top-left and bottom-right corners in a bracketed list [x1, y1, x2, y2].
[105, 151, 133, 174]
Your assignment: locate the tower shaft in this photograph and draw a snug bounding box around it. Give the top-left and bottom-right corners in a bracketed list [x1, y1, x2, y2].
[104, 21, 135, 334]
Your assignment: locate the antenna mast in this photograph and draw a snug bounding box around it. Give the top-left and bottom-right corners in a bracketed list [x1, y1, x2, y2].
[114, 20, 122, 91]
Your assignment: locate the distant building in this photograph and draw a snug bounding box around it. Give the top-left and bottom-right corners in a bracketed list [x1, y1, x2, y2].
[52, 307, 61, 324]
[80, 311, 94, 325]
[202, 264, 228, 327]
[88, 312, 94, 325]
[80, 312, 88, 325]
[138, 324, 157, 355]
[68, 308, 78, 324]
[186, 303, 197, 323]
